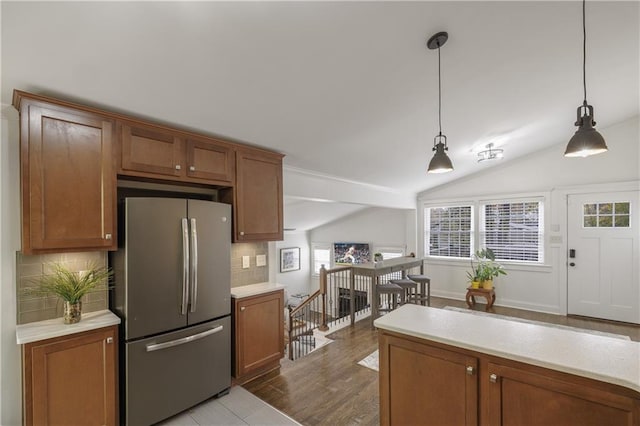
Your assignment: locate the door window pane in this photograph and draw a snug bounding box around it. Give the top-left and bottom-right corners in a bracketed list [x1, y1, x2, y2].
[584, 216, 597, 227]
[583, 202, 631, 228]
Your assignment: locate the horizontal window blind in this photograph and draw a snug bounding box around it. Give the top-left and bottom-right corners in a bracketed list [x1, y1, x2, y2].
[426, 206, 472, 258]
[482, 201, 542, 262]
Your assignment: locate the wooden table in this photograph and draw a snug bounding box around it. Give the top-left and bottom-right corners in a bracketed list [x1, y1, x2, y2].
[350, 257, 426, 327]
[465, 286, 496, 311]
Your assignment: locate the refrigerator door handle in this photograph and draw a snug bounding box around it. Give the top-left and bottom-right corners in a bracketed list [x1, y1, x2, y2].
[145, 325, 223, 352]
[189, 217, 198, 313]
[181, 218, 190, 315]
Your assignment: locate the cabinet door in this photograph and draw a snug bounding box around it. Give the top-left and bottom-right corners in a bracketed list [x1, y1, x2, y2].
[185, 137, 234, 183]
[24, 326, 118, 426]
[485, 362, 639, 426]
[21, 102, 115, 253]
[120, 122, 183, 178]
[234, 150, 283, 241]
[379, 333, 478, 426]
[235, 291, 284, 377]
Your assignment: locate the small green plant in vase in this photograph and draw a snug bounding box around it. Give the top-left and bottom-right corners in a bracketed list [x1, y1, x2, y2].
[469, 248, 506, 290]
[26, 263, 113, 324]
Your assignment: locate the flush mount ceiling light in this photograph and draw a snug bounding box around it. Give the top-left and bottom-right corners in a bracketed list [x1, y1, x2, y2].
[427, 31, 454, 174]
[477, 143, 504, 162]
[565, 0, 608, 158]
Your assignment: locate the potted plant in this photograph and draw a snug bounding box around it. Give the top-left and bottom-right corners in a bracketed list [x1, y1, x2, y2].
[374, 252, 384, 262]
[469, 248, 506, 290]
[25, 263, 113, 324]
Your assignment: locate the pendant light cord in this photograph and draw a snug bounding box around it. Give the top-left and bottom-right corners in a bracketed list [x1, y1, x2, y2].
[582, 0, 587, 105]
[438, 42, 443, 137]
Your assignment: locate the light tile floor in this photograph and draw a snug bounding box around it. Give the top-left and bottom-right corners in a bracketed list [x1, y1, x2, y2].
[157, 386, 301, 426]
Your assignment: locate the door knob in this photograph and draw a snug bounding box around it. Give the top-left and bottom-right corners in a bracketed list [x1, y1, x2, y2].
[569, 262, 575, 267]
[489, 373, 498, 383]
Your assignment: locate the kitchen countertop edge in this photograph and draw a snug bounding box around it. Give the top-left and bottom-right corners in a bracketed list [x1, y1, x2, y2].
[16, 310, 121, 345]
[374, 305, 640, 394]
[231, 282, 285, 299]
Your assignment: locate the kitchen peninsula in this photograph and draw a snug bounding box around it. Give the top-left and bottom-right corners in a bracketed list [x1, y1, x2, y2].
[375, 304, 640, 425]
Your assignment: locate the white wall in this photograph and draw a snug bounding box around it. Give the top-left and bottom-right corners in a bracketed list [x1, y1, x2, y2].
[310, 206, 417, 257]
[275, 232, 312, 303]
[1, 104, 22, 425]
[417, 116, 640, 314]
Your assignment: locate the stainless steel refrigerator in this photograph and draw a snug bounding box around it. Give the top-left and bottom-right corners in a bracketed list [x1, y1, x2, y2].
[111, 197, 231, 426]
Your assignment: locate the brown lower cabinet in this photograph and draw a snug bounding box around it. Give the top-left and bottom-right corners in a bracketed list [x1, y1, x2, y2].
[23, 326, 118, 426]
[379, 331, 640, 426]
[233, 290, 284, 384]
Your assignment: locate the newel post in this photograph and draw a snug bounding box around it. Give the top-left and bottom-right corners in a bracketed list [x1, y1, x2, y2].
[319, 265, 329, 331]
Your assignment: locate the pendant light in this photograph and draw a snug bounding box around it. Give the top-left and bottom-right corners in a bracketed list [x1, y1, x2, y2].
[564, 0, 608, 157]
[427, 31, 454, 174]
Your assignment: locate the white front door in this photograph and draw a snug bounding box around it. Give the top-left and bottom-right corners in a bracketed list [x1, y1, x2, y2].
[567, 191, 639, 324]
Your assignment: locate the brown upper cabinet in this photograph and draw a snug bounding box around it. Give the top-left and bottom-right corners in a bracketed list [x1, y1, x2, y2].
[119, 121, 235, 185]
[13, 90, 283, 253]
[13, 91, 116, 254]
[222, 149, 284, 242]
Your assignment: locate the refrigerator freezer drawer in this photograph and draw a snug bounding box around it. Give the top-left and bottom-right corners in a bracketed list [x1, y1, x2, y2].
[125, 317, 231, 425]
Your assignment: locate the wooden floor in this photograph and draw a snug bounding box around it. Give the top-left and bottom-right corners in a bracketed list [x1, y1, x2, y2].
[244, 296, 640, 426]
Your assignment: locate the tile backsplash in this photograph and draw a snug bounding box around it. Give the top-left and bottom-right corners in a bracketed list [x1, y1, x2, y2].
[16, 251, 108, 325]
[16, 243, 268, 324]
[231, 242, 269, 287]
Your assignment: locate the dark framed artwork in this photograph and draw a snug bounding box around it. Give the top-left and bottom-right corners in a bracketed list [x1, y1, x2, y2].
[280, 247, 301, 272]
[333, 242, 370, 265]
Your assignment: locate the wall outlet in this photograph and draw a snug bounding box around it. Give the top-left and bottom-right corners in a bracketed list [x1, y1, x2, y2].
[256, 254, 267, 267]
[242, 256, 250, 269]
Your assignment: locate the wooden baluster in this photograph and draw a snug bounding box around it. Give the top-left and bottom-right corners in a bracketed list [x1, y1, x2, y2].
[287, 305, 294, 360]
[319, 265, 329, 331]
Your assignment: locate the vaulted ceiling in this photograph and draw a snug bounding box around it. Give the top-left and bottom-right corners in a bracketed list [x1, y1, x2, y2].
[2, 1, 638, 230]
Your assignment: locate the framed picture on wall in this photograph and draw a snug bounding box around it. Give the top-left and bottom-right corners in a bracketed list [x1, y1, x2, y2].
[333, 242, 370, 265]
[280, 247, 301, 272]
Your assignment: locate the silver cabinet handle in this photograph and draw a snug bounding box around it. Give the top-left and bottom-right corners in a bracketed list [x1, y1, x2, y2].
[145, 326, 223, 352]
[240, 231, 244, 236]
[105, 233, 112, 240]
[489, 373, 498, 383]
[175, 164, 181, 170]
[189, 165, 195, 171]
[189, 218, 198, 313]
[181, 218, 190, 315]
[106, 337, 113, 344]
[466, 366, 474, 375]
[240, 306, 246, 311]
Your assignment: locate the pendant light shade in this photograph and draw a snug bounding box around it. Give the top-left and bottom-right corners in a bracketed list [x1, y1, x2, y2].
[427, 136, 454, 173]
[426, 31, 454, 174]
[565, 0, 608, 157]
[565, 103, 608, 157]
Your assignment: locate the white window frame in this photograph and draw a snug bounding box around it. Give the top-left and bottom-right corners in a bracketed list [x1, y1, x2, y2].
[311, 243, 332, 276]
[424, 204, 474, 259]
[479, 197, 545, 264]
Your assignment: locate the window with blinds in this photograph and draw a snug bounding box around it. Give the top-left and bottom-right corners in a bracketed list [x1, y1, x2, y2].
[481, 201, 543, 262]
[425, 206, 473, 258]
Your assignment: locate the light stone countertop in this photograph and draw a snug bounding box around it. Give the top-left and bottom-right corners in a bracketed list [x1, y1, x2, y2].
[374, 304, 640, 393]
[16, 310, 121, 345]
[231, 282, 285, 299]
